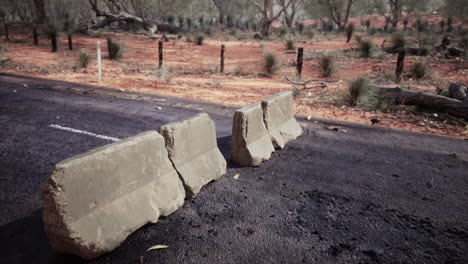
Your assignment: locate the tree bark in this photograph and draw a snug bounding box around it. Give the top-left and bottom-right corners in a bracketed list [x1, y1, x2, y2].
[371, 85, 468, 119]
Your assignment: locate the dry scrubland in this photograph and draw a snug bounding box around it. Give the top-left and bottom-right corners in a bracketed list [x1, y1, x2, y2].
[1, 14, 467, 138]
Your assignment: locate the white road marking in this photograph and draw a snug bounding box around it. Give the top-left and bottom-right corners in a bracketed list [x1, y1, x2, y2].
[49, 124, 120, 142]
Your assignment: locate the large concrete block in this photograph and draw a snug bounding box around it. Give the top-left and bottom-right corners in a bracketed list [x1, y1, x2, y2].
[41, 131, 185, 259]
[160, 113, 226, 197]
[231, 103, 275, 166]
[262, 90, 302, 149]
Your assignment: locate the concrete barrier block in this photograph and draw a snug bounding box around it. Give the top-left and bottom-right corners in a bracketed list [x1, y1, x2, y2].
[262, 90, 302, 149]
[41, 131, 185, 259]
[160, 113, 226, 197]
[231, 103, 275, 166]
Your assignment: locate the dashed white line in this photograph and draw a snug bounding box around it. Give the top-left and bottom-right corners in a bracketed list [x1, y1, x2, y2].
[49, 124, 120, 142]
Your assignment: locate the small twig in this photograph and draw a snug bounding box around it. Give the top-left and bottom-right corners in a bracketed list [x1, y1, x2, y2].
[283, 75, 331, 91]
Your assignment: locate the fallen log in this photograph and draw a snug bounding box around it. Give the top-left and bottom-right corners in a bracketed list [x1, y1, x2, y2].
[370, 85, 468, 119]
[382, 47, 429, 56]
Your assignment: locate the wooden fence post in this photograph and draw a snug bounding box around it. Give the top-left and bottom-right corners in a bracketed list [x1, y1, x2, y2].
[220, 44, 225, 73]
[51, 33, 57, 52]
[4, 24, 9, 42]
[395, 49, 405, 83]
[158, 41, 163, 69]
[297, 47, 304, 78]
[33, 28, 38, 45]
[68, 34, 73, 50]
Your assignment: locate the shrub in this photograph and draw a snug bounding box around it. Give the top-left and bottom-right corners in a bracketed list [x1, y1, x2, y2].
[365, 19, 371, 30]
[439, 20, 445, 32]
[278, 27, 287, 37]
[263, 51, 281, 76]
[186, 18, 192, 30]
[195, 34, 204, 45]
[345, 22, 355, 43]
[447, 16, 453, 32]
[305, 30, 315, 39]
[390, 33, 406, 50]
[0, 43, 9, 55]
[167, 16, 175, 25]
[178, 17, 184, 28]
[347, 77, 390, 109]
[156, 65, 173, 83]
[319, 55, 337, 77]
[459, 35, 468, 57]
[347, 77, 368, 105]
[358, 38, 375, 58]
[297, 23, 304, 34]
[77, 49, 90, 68]
[108, 41, 124, 60]
[411, 60, 430, 79]
[368, 27, 377, 35]
[286, 39, 295, 50]
[414, 19, 426, 32]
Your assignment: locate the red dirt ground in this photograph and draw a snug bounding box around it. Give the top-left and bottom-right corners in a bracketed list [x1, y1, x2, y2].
[1, 25, 467, 138]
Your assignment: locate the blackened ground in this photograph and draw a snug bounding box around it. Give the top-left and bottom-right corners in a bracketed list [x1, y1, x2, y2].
[0, 73, 467, 264]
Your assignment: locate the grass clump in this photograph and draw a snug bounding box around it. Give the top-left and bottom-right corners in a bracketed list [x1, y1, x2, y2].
[108, 41, 124, 60]
[319, 55, 337, 77]
[346, 77, 390, 110]
[286, 39, 295, 50]
[347, 77, 369, 105]
[156, 65, 174, 83]
[356, 37, 375, 58]
[76, 49, 90, 68]
[297, 23, 304, 34]
[195, 34, 205, 45]
[411, 60, 430, 79]
[262, 50, 281, 76]
[305, 30, 315, 39]
[390, 33, 406, 50]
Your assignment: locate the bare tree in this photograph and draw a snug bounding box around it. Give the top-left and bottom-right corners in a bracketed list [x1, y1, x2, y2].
[372, 0, 404, 29]
[276, 0, 305, 29]
[246, 0, 294, 36]
[316, 0, 356, 31]
[212, 0, 228, 24]
[85, 0, 183, 33]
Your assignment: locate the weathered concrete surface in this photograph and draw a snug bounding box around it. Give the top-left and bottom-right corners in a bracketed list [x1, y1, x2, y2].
[41, 131, 185, 259]
[160, 113, 226, 197]
[231, 103, 275, 166]
[262, 90, 302, 149]
[152, 133, 186, 216]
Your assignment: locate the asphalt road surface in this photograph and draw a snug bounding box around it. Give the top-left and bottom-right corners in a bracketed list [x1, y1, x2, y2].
[1, 73, 467, 264]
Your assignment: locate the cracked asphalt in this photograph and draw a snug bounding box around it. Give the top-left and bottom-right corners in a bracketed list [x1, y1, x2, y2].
[0, 73, 467, 264]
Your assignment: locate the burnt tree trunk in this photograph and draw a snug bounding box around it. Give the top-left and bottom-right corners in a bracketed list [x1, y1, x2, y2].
[68, 34, 73, 50]
[33, 28, 39, 45]
[395, 49, 405, 83]
[296, 47, 304, 78]
[371, 85, 468, 119]
[50, 33, 57, 52]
